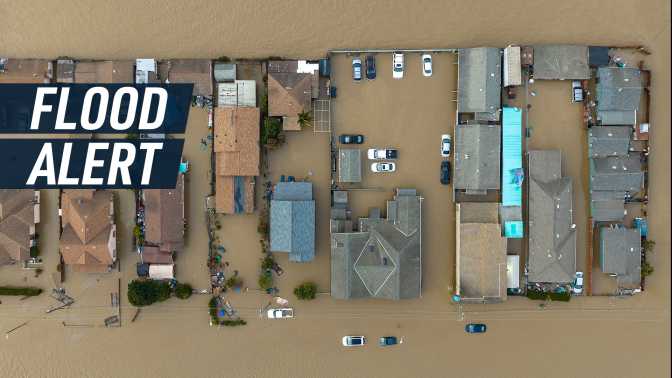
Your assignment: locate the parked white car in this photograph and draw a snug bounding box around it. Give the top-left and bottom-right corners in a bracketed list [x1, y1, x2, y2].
[393, 53, 404, 79]
[367, 149, 398, 160]
[572, 81, 583, 103]
[441, 134, 451, 157]
[343, 336, 365, 346]
[422, 54, 432, 77]
[267, 308, 293, 318]
[371, 162, 396, 172]
[574, 272, 584, 294]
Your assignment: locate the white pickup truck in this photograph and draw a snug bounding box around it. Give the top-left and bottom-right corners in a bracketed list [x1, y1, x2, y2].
[572, 81, 583, 103]
[267, 308, 293, 319]
[367, 149, 398, 160]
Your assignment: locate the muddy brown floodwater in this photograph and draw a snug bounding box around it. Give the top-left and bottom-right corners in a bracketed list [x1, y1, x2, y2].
[0, 0, 670, 377]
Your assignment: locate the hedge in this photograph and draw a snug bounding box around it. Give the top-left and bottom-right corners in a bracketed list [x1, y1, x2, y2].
[0, 287, 42, 296]
[209, 297, 219, 325]
[527, 291, 570, 302]
[220, 320, 246, 327]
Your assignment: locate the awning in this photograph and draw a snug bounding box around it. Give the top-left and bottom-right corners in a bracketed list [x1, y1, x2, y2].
[149, 264, 175, 280]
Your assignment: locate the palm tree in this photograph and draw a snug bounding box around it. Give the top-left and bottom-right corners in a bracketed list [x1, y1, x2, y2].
[297, 109, 314, 129]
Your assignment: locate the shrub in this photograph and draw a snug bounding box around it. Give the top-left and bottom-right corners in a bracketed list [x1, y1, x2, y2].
[125, 133, 139, 139]
[218, 56, 230, 62]
[261, 257, 274, 270]
[133, 225, 144, 246]
[259, 276, 272, 291]
[38, 259, 42, 263]
[220, 320, 246, 326]
[35, 268, 43, 275]
[225, 277, 236, 289]
[174, 284, 192, 300]
[30, 246, 39, 258]
[214, 221, 222, 231]
[209, 297, 219, 325]
[641, 260, 655, 278]
[261, 117, 282, 145]
[56, 264, 61, 273]
[261, 92, 268, 115]
[266, 56, 282, 61]
[641, 239, 656, 254]
[257, 217, 270, 240]
[527, 291, 570, 302]
[0, 287, 42, 296]
[127, 280, 171, 307]
[293, 283, 317, 301]
[262, 75, 268, 84]
[265, 132, 286, 150]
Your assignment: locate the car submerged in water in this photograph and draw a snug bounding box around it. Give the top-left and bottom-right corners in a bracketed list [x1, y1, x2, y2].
[366, 55, 376, 81]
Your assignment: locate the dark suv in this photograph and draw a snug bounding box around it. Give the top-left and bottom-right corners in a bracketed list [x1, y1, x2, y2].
[441, 161, 451, 185]
[366, 56, 376, 81]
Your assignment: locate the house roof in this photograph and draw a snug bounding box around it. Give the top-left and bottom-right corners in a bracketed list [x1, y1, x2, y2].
[457, 47, 502, 113]
[588, 46, 610, 67]
[143, 175, 185, 252]
[0, 190, 35, 265]
[74, 61, 134, 83]
[141, 246, 174, 264]
[453, 124, 501, 190]
[270, 200, 315, 262]
[149, 264, 175, 279]
[597, 67, 643, 111]
[598, 110, 637, 125]
[330, 190, 421, 300]
[591, 156, 643, 190]
[168, 59, 213, 96]
[532, 45, 590, 79]
[456, 203, 508, 302]
[528, 151, 576, 283]
[338, 149, 361, 183]
[589, 126, 631, 157]
[60, 190, 115, 271]
[214, 107, 260, 176]
[0, 59, 51, 83]
[601, 228, 641, 283]
[215, 176, 255, 214]
[274, 182, 312, 201]
[267, 72, 312, 118]
[214, 64, 236, 82]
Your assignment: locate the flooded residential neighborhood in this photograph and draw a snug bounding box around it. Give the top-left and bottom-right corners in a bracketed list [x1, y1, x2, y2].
[0, 1, 670, 377]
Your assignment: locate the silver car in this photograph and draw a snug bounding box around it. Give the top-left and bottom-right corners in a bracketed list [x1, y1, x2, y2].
[352, 59, 362, 82]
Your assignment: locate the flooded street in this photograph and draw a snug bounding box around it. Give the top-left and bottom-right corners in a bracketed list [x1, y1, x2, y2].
[0, 0, 670, 376]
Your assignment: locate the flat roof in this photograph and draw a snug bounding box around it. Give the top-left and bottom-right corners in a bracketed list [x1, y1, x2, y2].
[453, 124, 501, 190]
[532, 45, 590, 79]
[457, 47, 502, 113]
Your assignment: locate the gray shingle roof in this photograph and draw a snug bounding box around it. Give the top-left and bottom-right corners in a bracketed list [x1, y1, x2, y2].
[589, 46, 610, 67]
[338, 149, 361, 183]
[330, 190, 421, 300]
[274, 182, 312, 201]
[532, 45, 590, 79]
[589, 126, 631, 157]
[270, 199, 315, 262]
[591, 156, 643, 190]
[601, 228, 641, 283]
[597, 67, 643, 111]
[528, 151, 576, 283]
[453, 124, 501, 190]
[214, 64, 236, 82]
[591, 190, 626, 221]
[458, 47, 502, 113]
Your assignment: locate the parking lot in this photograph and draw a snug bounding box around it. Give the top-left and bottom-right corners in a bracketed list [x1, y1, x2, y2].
[330, 52, 459, 299]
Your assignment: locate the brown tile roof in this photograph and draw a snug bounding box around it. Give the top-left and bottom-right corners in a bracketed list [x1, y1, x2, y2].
[74, 61, 134, 83]
[0, 190, 35, 265]
[214, 107, 260, 176]
[142, 175, 185, 252]
[60, 190, 115, 272]
[141, 245, 174, 264]
[168, 59, 212, 96]
[215, 176, 255, 214]
[0, 59, 52, 83]
[267, 72, 312, 118]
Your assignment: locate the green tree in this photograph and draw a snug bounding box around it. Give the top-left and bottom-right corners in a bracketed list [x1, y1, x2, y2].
[261, 117, 282, 144]
[35, 268, 43, 275]
[125, 134, 139, 139]
[127, 280, 156, 307]
[225, 277, 236, 289]
[174, 283, 192, 299]
[265, 132, 286, 150]
[641, 239, 656, 254]
[293, 283, 317, 301]
[218, 56, 231, 62]
[297, 109, 314, 129]
[261, 256, 274, 270]
[641, 260, 655, 278]
[153, 281, 171, 302]
[30, 246, 39, 258]
[258, 276, 272, 291]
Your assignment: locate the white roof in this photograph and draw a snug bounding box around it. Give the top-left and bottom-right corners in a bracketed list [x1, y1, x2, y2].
[506, 255, 519, 289]
[297, 60, 319, 74]
[149, 264, 175, 279]
[136, 59, 156, 72]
